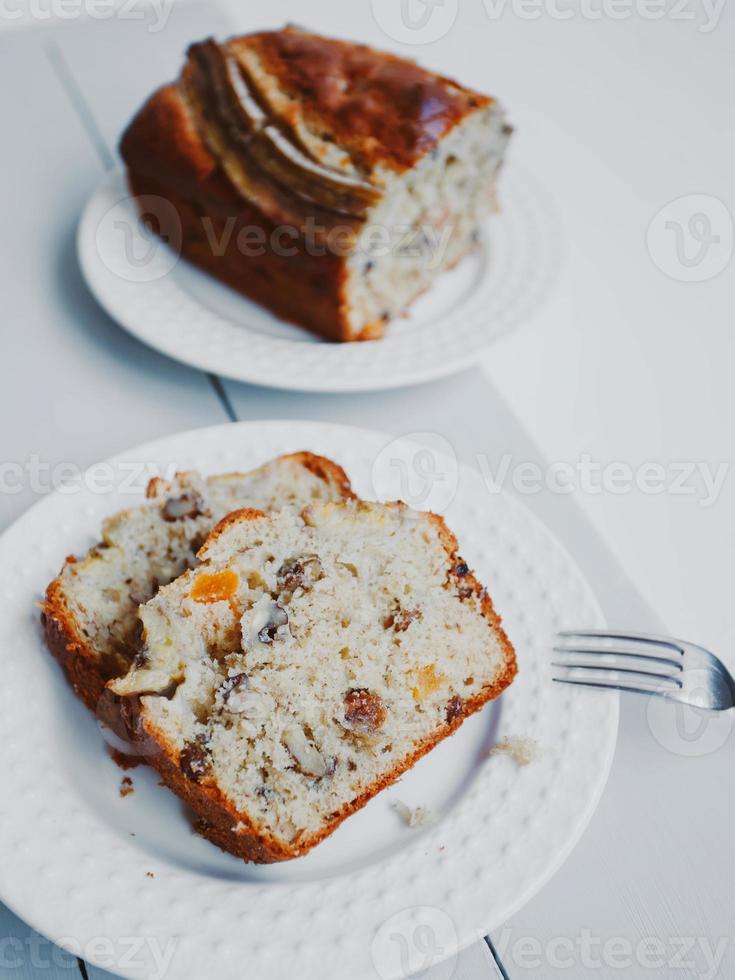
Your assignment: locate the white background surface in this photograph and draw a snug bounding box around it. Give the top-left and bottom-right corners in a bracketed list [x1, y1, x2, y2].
[0, 0, 733, 978]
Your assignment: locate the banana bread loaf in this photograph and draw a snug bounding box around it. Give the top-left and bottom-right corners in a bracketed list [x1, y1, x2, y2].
[120, 26, 512, 341]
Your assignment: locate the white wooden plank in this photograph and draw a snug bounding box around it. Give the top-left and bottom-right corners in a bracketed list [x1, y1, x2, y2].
[493, 692, 735, 979]
[0, 28, 227, 534]
[49, 0, 234, 155]
[0, 903, 82, 980]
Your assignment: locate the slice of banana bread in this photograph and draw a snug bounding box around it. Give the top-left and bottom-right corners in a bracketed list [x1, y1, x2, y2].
[42, 453, 353, 711]
[111, 499, 517, 862]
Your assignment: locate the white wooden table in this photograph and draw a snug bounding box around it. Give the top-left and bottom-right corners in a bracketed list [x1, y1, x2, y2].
[1, 2, 733, 978]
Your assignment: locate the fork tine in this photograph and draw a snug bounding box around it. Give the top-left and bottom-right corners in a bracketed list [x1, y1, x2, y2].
[558, 629, 685, 655]
[553, 645, 684, 672]
[552, 676, 677, 698]
[552, 663, 683, 688]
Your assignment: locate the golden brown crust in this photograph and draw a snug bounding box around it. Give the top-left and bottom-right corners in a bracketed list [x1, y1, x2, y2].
[242, 26, 489, 172]
[120, 62, 358, 341]
[125, 167, 354, 342]
[41, 577, 117, 712]
[124, 502, 517, 863]
[120, 83, 225, 201]
[139, 657, 514, 863]
[246, 28, 491, 171]
[181, 43, 373, 227]
[137, 659, 516, 863]
[136, 711, 299, 862]
[284, 451, 355, 500]
[118, 28, 494, 343]
[199, 506, 268, 556]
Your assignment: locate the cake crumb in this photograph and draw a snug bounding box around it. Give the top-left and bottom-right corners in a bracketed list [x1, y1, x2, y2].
[489, 735, 538, 766]
[392, 800, 435, 828]
[119, 776, 134, 798]
[109, 747, 144, 771]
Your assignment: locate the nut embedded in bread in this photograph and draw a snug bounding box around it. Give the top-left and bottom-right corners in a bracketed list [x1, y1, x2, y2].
[110, 499, 517, 862]
[120, 25, 512, 342]
[41, 452, 353, 711]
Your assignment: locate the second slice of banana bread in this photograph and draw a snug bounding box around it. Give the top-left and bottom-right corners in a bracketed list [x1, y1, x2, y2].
[42, 453, 353, 711]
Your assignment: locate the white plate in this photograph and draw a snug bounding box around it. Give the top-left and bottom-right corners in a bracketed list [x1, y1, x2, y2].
[78, 170, 559, 393]
[0, 421, 617, 980]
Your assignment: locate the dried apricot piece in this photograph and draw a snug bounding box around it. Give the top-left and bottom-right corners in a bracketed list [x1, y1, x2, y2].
[411, 664, 446, 701]
[191, 569, 239, 604]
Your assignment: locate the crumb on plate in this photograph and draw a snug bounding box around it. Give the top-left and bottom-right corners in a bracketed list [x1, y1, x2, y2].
[489, 735, 538, 766]
[119, 776, 134, 798]
[109, 747, 144, 770]
[392, 799, 435, 828]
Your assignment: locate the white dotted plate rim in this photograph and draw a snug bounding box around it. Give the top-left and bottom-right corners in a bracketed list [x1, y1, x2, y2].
[77, 168, 560, 393]
[0, 420, 617, 980]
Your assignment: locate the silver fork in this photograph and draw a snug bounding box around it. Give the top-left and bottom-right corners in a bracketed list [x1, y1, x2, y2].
[552, 630, 735, 711]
